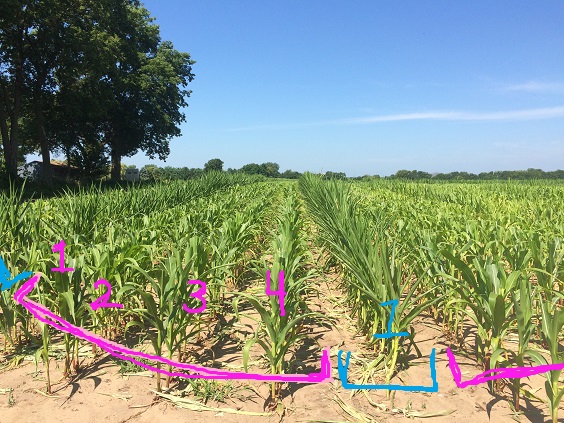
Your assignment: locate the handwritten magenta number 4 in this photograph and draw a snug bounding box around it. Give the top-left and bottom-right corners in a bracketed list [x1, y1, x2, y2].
[183, 280, 207, 313]
[266, 270, 286, 316]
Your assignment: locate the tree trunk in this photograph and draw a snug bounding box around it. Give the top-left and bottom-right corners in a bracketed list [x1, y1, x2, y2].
[0, 86, 10, 169]
[0, 30, 25, 179]
[1, 83, 21, 179]
[5, 108, 20, 179]
[0, 98, 10, 173]
[111, 148, 121, 181]
[35, 93, 53, 187]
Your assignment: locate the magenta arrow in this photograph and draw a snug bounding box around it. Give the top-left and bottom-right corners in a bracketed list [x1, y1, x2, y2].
[446, 347, 563, 388]
[15, 274, 332, 383]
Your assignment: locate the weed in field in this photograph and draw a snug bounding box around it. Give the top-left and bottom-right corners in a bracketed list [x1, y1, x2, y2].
[184, 379, 236, 404]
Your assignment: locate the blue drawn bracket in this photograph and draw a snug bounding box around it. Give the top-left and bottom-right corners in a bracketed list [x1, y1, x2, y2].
[338, 299, 439, 392]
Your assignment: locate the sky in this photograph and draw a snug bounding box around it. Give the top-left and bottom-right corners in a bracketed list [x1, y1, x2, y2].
[49, 1, 564, 176]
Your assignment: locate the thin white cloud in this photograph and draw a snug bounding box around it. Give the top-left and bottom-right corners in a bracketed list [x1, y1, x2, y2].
[504, 81, 564, 94]
[225, 106, 564, 131]
[343, 106, 564, 124]
[225, 122, 317, 132]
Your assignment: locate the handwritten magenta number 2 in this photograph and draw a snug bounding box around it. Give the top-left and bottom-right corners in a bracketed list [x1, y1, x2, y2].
[90, 279, 123, 311]
[183, 280, 207, 314]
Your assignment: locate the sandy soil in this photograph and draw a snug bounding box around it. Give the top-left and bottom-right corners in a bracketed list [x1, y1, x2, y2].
[0, 272, 559, 423]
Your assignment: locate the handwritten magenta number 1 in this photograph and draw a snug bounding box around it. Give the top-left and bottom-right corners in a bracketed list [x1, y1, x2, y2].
[51, 240, 74, 273]
[183, 280, 207, 313]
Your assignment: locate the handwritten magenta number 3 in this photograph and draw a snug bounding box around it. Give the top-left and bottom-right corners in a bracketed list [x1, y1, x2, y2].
[183, 280, 207, 313]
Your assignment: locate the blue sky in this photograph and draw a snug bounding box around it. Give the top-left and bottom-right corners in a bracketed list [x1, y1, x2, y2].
[53, 1, 564, 176]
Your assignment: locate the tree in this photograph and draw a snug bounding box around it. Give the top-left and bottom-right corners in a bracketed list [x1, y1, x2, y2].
[104, 37, 195, 181]
[0, 0, 32, 179]
[240, 163, 261, 175]
[1, 0, 195, 183]
[204, 158, 223, 172]
[260, 162, 280, 178]
[140, 164, 162, 182]
[68, 2, 195, 181]
[391, 169, 431, 180]
[69, 140, 109, 181]
[240, 162, 280, 177]
[323, 171, 346, 180]
[281, 169, 301, 179]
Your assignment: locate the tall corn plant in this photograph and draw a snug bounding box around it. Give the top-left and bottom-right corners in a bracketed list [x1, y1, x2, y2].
[299, 174, 437, 385]
[0, 184, 35, 348]
[494, 278, 536, 412]
[207, 215, 257, 316]
[87, 226, 155, 342]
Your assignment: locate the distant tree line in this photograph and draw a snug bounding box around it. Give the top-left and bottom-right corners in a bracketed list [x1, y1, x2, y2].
[129, 159, 315, 182]
[235, 162, 306, 179]
[125, 161, 564, 183]
[1, 0, 194, 186]
[389, 168, 564, 180]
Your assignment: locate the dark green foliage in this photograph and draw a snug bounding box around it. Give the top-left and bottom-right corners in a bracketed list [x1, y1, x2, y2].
[391, 169, 432, 180]
[281, 169, 301, 179]
[321, 171, 346, 180]
[391, 168, 564, 180]
[204, 158, 224, 172]
[0, 0, 195, 184]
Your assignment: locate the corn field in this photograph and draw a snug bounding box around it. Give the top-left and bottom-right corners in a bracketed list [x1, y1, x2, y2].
[1, 174, 563, 421]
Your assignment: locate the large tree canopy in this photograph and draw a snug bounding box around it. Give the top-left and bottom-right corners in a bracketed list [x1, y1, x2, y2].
[204, 158, 224, 172]
[0, 0, 195, 183]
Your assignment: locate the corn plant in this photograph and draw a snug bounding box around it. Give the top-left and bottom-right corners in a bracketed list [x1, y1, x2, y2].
[442, 252, 520, 375]
[489, 277, 536, 411]
[127, 236, 210, 391]
[530, 290, 564, 423]
[87, 229, 153, 341]
[207, 215, 256, 316]
[43, 250, 90, 376]
[237, 194, 323, 404]
[299, 174, 439, 385]
[33, 280, 53, 394]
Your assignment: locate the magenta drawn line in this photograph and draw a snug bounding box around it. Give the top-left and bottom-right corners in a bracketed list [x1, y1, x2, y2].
[446, 347, 563, 388]
[15, 274, 332, 383]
